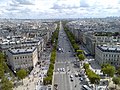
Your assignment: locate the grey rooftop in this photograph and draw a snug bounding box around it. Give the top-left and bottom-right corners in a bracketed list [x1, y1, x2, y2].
[8, 47, 36, 55]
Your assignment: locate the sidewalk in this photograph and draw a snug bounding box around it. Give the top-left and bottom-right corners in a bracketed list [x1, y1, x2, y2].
[108, 80, 120, 90]
[14, 65, 48, 90]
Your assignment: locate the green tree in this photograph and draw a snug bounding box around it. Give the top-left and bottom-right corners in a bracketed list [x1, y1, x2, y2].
[76, 50, 83, 55]
[0, 63, 5, 78]
[117, 67, 120, 76]
[86, 69, 100, 84]
[112, 77, 120, 89]
[1, 77, 13, 90]
[73, 43, 79, 51]
[71, 39, 75, 44]
[101, 63, 111, 68]
[43, 76, 52, 85]
[78, 54, 85, 61]
[83, 63, 89, 69]
[16, 69, 28, 84]
[0, 53, 5, 64]
[101, 64, 115, 77]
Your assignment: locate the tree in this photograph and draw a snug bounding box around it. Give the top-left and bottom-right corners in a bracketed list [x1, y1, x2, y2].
[101, 64, 115, 77]
[0, 64, 5, 78]
[1, 77, 13, 90]
[78, 54, 85, 61]
[71, 39, 75, 44]
[73, 43, 79, 51]
[0, 52, 5, 64]
[86, 69, 100, 84]
[117, 67, 120, 76]
[43, 76, 52, 85]
[83, 63, 89, 69]
[16, 69, 28, 84]
[101, 63, 111, 68]
[112, 77, 120, 89]
[76, 50, 83, 55]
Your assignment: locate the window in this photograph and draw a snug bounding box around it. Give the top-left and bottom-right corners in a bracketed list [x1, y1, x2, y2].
[17, 57, 19, 59]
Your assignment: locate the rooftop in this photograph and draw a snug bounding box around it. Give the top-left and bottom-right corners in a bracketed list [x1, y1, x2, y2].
[97, 45, 120, 53]
[8, 47, 36, 55]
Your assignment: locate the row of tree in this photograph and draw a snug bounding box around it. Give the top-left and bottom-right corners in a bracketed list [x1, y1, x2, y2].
[64, 27, 85, 62]
[83, 63, 120, 89]
[101, 64, 120, 89]
[43, 25, 59, 85]
[63, 22, 120, 89]
[83, 63, 100, 84]
[0, 53, 14, 90]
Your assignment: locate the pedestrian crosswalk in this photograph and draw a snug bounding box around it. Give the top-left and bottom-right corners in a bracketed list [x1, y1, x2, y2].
[56, 61, 71, 63]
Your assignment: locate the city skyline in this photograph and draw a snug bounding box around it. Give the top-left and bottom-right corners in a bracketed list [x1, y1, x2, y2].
[0, 0, 120, 19]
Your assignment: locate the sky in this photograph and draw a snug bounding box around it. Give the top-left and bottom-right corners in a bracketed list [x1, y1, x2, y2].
[0, 0, 120, 19]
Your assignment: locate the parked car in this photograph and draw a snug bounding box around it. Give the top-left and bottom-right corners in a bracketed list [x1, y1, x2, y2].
[54, 84, 58, 90]
[62, 68, 65, 72]
[70, 75, 73, 78]
[71, 78, 74, 82]
[75, 73, 79, 77]
[60, 68, 62, 71]
[79, 77, 83, 81]
[57, 68, 59, 72]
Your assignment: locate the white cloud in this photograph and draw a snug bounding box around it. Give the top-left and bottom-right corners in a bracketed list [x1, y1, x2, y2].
[0, 0, 120, 19]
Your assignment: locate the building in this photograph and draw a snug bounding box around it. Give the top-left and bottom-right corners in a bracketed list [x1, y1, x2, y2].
[0, 38, 44, 58]
[7, 47, 38, 71]
[95, 45, 120, 67]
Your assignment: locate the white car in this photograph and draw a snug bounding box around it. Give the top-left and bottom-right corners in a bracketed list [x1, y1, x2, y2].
[70, 75, 73, 78]
[71, 78, 74, 81]
[57, 68, 59, 72]
[60, 68, 63, 71]
[62, 68, 65, 72]
[79, 77, 83, 81]
[75, 73, 79, 77]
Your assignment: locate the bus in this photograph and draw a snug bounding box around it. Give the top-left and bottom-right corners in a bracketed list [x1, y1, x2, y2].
[83, 51, 90, 56]
[82, 85, 92, 90]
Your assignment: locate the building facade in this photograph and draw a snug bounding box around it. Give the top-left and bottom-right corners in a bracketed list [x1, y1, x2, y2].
[7, 47, 38, 71]
[0, 38, 44, 58]
[95, 45, 120, 67]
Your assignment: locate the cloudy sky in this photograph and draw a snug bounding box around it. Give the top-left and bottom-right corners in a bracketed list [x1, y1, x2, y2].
[0, 0, 120, 19]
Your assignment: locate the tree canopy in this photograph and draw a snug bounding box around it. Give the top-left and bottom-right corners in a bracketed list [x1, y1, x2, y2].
[101, 64, 115, 77]
[16, 69, 28, 80]
[112, 77, 120, 89]
[86, 69, 100, 84]
[78, 54, 85, 61]
[1, 77, 13, 90]
[76, 50, 83, 55]
[83, 63, 89, 69]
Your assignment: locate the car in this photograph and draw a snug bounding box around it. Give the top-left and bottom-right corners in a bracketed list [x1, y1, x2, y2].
[71, 78, 74, 81]
[54, 84, 58, 89]
[62, 68, 65, 72]
[70, 75, 73, 78]
[60, 68, 62, 71]
[57, 68, 59, 72]
[79, 77, 83, 81]
[78, 74, 82, 77]
[75, 73, 79, 77]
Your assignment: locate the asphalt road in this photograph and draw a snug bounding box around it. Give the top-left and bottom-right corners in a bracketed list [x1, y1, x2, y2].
[53, 21, 82, 90]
